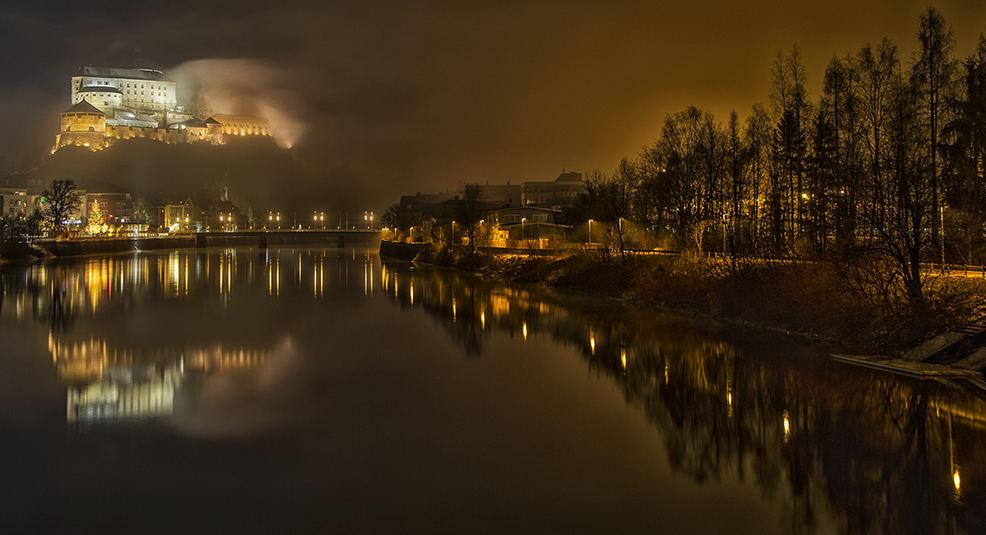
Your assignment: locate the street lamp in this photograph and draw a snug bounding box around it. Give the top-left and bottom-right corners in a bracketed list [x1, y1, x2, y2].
[588, 219, 593, 248]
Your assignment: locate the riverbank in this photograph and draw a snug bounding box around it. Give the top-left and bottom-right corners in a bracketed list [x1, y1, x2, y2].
[382, 241, 986, 354]
[0, 231, 382, 262]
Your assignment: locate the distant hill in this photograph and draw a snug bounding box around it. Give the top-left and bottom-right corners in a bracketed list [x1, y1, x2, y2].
[40, 137, 318, 212]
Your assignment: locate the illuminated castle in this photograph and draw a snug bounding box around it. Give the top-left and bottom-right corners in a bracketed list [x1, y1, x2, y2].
[54, 66, 272, 151]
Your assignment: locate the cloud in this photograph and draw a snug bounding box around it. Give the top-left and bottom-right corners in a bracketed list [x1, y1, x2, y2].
[169, 58, 308, 148]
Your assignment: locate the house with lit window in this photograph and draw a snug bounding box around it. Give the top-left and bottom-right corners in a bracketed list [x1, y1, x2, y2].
[486, 205, 570, 248]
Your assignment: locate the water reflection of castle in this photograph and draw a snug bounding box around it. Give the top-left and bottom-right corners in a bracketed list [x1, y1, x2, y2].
[49, 338, 271, 423]
[13, 247, 379, 424]
[52, 336, 271, 424]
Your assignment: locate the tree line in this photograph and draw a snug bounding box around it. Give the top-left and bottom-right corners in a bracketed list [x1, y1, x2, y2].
[568, 7, 985, 313]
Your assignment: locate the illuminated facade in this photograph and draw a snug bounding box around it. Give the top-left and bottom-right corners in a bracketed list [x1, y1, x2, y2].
[521, 171, 585, 206]
[54, 66, 273, 152]
[0, 187, 34, 218]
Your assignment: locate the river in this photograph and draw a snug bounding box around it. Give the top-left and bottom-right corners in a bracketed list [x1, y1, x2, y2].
[0, 246, 983, 534]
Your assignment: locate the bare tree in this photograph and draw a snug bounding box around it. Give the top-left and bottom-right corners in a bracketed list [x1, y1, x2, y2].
[856, 53, 931, 314]
[40, 179, 82, 236]
[770, 46, 812, 245]
[744, 104, 773, 254]
[911, 7, 958, 256]
[186, 92, 213, 119]
[644, 106, 718, 254]
[457, 183, 487, 252]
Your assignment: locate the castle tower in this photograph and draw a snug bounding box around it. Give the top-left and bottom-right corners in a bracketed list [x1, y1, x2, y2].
[55, 100, 107, 151]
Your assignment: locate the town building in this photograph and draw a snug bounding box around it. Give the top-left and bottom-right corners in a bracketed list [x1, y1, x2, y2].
[0, 188, 34, 218]
[521, 171, 585, 207]
[479, 184, 522, 208]
[85, 192, 133, 226]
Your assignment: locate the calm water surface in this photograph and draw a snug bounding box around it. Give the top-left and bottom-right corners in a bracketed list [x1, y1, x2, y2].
[1, 246, 984, 534]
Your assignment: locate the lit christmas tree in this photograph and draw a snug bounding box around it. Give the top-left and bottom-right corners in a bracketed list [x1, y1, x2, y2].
[85, 200, 106, 235]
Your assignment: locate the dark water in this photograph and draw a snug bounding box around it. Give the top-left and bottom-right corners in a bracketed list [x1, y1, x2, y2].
[0, 246, 983, 534]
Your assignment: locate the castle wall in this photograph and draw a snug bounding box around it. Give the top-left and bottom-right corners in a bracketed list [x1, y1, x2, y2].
[212, 114, 272, 137]
[56, 131, 107, 149]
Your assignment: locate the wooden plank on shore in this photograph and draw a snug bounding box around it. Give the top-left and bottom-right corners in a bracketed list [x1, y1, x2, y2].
[832, 354, 983, 378]
[901, 332, 966, 361]
[953, 347, 986, 371]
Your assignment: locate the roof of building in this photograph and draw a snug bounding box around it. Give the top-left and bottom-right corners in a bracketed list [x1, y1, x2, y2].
[211, 114, 271, 126]
[79, 85, 122, 94]
[170, 118, 209, 129]
[555, 171, 583, 182]
[78, 66, 174, 82]
[61, 100, 105, 115]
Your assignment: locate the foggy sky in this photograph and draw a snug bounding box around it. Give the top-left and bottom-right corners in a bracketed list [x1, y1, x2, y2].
[1, 0, 985, 213]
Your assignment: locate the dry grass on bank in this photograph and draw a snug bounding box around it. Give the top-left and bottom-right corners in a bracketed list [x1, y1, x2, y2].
[411, 244, 986, 353]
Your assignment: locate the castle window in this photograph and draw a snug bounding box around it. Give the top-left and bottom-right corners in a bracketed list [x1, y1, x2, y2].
[65, 126, 71, 132]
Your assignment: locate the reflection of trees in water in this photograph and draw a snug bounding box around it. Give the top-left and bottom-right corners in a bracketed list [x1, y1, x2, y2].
[386, 262, 986, 534]
[0, 266, 81, 333]
[384, 264, 557, 356]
